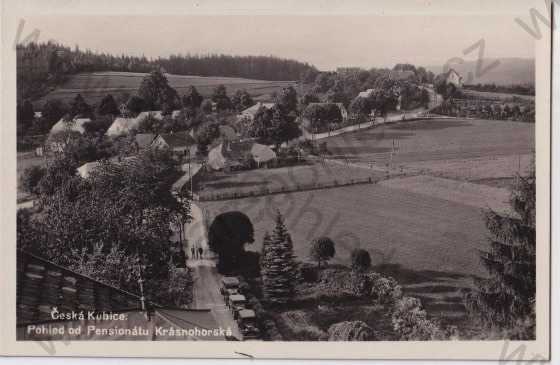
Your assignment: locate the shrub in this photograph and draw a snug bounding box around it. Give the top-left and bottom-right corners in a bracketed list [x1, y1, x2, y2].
[350, 271, 372, 297]
[21, 165, 46, 195]
[263, 319, 283, 341]
[327, 321, 375, 341]
[391, 296, 444, 340]
[351, 248, 372, 273]
[368, 273, 403, 304]
[280, 311, 327, 340]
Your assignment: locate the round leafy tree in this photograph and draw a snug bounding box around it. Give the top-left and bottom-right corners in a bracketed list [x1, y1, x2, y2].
[351, 248, 372, 273]
[309, 236, 335, 268]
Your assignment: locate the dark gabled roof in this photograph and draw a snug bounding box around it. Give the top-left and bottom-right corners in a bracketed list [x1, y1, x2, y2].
[17, 250, 142, 326]
[158, 131, 196, 149]
[135, 133, 155, 149]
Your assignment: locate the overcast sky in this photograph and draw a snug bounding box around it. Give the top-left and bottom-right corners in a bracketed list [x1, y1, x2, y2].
[25, 13, 535, 71]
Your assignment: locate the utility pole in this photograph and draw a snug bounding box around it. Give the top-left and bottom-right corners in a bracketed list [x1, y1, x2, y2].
[188, 149, 192, 198]
[135, 255, 147, 312]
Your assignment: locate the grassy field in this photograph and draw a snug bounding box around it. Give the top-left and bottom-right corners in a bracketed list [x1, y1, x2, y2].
[461, 89, 535, 102]
[197, 161, 385, 198]
[200, 183, 488, 278]
[379, 175, 511, 214]
[200, 182, 488, 325]
[36, 71, 296, 107]
[324, 118, 534, 183]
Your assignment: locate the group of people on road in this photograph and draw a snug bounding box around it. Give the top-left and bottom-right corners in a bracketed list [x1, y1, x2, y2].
[190, 244, 205, 260]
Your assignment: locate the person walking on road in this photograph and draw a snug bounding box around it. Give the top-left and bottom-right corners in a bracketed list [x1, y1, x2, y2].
[190, 246, 195, 259]
[198, 247, 203, 260]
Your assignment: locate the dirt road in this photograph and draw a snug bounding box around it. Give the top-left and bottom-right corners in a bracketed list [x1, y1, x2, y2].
[188, 261, 241, 339]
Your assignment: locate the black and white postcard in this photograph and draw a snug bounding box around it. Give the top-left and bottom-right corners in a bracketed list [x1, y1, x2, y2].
[0, 0, 553, 360]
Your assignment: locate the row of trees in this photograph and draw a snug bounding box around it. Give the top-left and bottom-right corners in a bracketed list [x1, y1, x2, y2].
[463, 83, 535, 96]
[304, 64, 435, 108]
[433, 99, 535, 123]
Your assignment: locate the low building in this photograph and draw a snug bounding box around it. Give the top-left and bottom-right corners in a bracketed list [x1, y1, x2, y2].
[134, 133, 156, 151]
[443, 68, 464, 88]
[357, 89, 375, 98]
[151, 131, 197, 158]
[238, 102, 275, 122]
[106, 110, 180, 137]
[47, 117, 92, 152]
[16, 250, 226, 341]
[136, 110, 164, 122]
[207, 140, 276, 171]
[49, 117, 92, 135]
[16, 250, 142, 326]
[105, 117, 139, 137]
[76, 161, 102, 179]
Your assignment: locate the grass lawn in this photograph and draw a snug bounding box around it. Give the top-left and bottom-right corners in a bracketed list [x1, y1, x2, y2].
[36, 71, 295, 107]
[197, 161, 385, 198]
[200, 183, 488, 279]
[379, 175, 511, 214]
[324, 118, 534, 182]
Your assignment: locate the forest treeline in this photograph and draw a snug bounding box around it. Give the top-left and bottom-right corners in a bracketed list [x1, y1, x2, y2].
[17, 41, 317, 101]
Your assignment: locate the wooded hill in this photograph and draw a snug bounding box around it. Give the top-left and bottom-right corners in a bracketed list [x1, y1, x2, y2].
[17, 42, 317, 101]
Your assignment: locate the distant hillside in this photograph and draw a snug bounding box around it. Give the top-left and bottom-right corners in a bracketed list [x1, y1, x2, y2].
[17, 42, 315, 101]
[35, 71, 296, 108]
[426, 58, 534, 86]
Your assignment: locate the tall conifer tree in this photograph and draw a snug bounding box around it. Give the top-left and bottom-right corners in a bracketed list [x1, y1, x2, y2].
[261, 211, 298, 305]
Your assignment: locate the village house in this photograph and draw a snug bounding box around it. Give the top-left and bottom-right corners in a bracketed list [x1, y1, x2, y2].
[134, 133, 156, 151]
[238, 102, 276, 122]
[207, 139, 276, 171]
[50, 117, 92, 135]
[47, 117, 92, 152]
[151, 130, 197, 158]
[76, 161, 102, 179]
[443, 68, 464, 88]
[105, 116, 140, 137]
[106, 110, 181, 137]
[357, 89, 375, 98]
